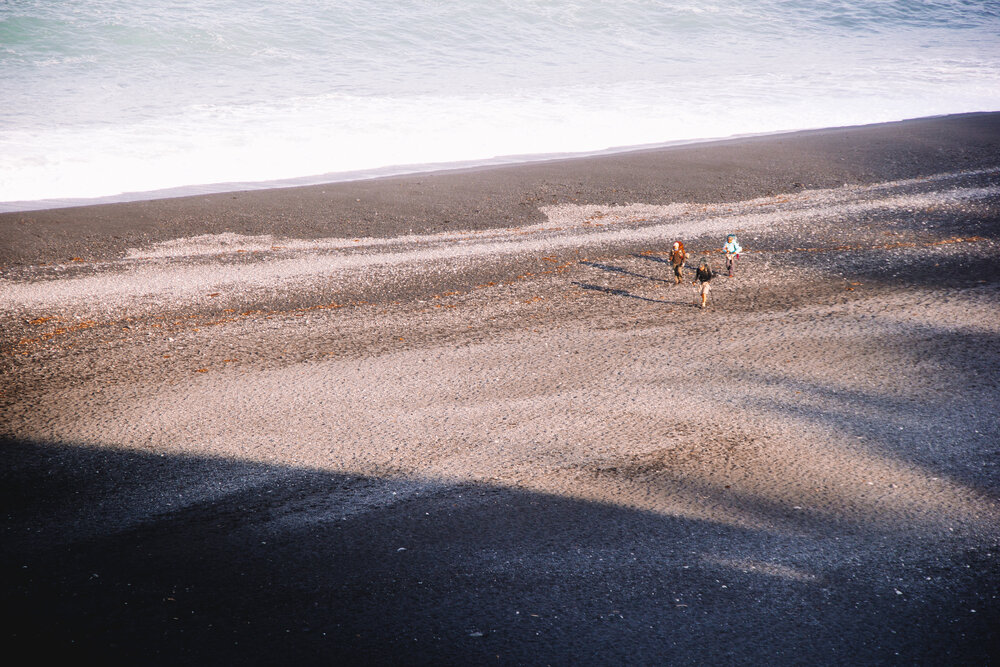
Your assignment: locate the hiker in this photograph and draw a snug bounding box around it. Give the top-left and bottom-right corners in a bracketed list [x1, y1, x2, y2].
[723, 234, 742, 277]
[692, 258, 714, 308]
[668, 240, 687, 284]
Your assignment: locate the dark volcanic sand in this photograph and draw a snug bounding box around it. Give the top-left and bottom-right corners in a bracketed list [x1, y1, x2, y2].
[3, 112, 1000, 267]
[2, 113, 1000, 665]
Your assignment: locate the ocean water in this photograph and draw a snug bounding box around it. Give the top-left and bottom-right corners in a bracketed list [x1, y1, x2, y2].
[2, 0, 999, 210]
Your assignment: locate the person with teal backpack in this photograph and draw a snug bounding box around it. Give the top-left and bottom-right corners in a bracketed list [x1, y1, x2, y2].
[723, 233, 743, 277]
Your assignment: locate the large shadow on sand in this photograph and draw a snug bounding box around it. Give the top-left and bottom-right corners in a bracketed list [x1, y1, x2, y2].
[727, 320, 1000, 492]
[3, 437, 997, 666]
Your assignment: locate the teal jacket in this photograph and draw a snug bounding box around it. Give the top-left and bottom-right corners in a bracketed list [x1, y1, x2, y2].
[723, 238, 742, 254]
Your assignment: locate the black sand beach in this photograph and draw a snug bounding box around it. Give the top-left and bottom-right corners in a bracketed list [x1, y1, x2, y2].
[2, 113, 999, 664]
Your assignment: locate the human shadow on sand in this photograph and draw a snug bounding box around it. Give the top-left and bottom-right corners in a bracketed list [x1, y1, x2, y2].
[2, 437, 996, 666]
[580, 260, 673, 285]
[573, 281, 678, 305]
[631, 252, 699, 270]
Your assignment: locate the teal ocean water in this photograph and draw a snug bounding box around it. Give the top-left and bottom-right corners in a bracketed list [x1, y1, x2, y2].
[2, 0, 999, 209]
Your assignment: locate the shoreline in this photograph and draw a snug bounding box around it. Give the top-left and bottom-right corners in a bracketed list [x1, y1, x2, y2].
[3, 111, 999, 268]
[2, 112, 990, 216]
[0, 127, 775, 215]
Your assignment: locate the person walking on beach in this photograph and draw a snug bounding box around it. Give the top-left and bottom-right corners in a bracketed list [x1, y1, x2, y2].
[668, 240, 688, 284]
[692, 258, 714, 308]
[723, 234, 742, 277]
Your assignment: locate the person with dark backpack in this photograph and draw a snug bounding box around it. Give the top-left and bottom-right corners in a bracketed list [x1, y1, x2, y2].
[692, 258, 714, 308]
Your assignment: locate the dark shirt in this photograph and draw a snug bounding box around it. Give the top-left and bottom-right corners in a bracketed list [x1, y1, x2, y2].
[695, 266, 713, 282]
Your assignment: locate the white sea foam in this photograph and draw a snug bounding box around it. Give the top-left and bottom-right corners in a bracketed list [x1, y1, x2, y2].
[2, 1, 999, 208]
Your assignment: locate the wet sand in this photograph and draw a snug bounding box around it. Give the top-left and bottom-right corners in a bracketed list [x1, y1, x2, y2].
[2, 113, 1000, 664]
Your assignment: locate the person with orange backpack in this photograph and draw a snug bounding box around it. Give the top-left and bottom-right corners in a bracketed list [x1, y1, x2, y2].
[668, 240, 688, 284]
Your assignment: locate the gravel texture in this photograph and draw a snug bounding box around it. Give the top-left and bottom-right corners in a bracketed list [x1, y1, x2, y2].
[2, 113, 999, 665]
